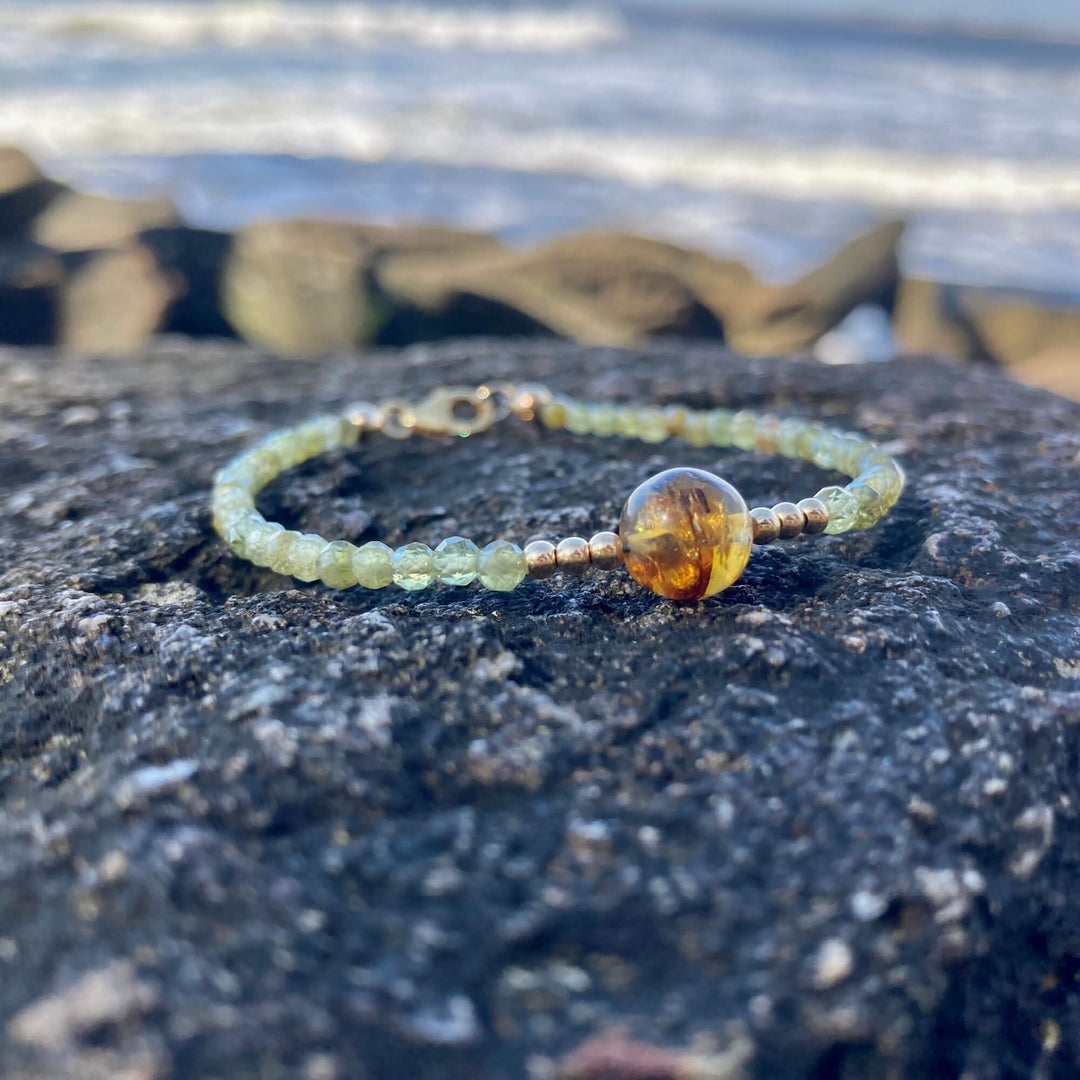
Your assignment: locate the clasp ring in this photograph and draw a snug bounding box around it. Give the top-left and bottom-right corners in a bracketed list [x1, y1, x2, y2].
[408, 386, 498, 438]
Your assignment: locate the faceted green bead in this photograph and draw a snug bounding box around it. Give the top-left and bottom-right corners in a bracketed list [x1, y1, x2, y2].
[810, 431, 841, 469]
[815, 485, 860, 535]
[352, 541, 394, 589]
[246, 521, 286, 567]
[318, 540, 359, 589]
[637, 406, 669, 444]
[860, 463, 904, 508]
[793, 422, 825, 460]
[288, 533, 329, 581]
[216, 460, 260, 490]
[392, 542, 436, 591]
[564, 403, 592, 435]
[706, 409, 735, 447]
[615, 405, 642, 439]
[588, 404, 619, 437]
[847, 480, 885, 530]
[433, 536, 479, 585]
[730, 410, 757, 451]
[224, 509, 265, 556]
[833, 436, 871, 477]
[776, 418, 806, 457]
[477, 540, 527, 592]
[213, 487, 256, 534]
[292, 416, 346, 460]
[860, 449, 895, 472]
[681, 410, 712, 448]
[268, 529, 303, 574]
[246, 447, 283, 488]
[262, 431, 302, 470]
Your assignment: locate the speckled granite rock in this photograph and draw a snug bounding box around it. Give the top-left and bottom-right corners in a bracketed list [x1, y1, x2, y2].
[1, 339, 1079, 1080]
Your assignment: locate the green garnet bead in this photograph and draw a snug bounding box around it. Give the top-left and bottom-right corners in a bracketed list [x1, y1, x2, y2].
[477, 540, 527, 592]
[433, 536, 480, 585]
[317, 540, 358, 589]
[288, 533, 329, 582]
[815, 485, 860, 535]
[351, 541, 394, 589]
[392, 543, 436, 591]
[619, 467, 753, 601]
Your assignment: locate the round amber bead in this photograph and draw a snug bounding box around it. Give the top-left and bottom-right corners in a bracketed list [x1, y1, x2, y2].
[618, 468, 753, 601]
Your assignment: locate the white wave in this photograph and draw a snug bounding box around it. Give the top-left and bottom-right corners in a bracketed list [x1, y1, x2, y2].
[5, 82, 1080, 213]
[0, 1, 624, 52]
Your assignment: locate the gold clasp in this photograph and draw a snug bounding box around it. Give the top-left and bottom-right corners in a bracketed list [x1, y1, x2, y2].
[408, 386, 499, 438]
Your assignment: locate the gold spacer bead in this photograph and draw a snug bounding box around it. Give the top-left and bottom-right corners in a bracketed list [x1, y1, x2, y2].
[555, 536, 591, 576]
[772, 501, 807, 539]
[510, 383, 553, 421]
[750, 506, 782, 545]
[345, 401, 382, 433]
[588, 531, 623, 570]
[524, 539, 558, 579]
[797, 497, 830, 535]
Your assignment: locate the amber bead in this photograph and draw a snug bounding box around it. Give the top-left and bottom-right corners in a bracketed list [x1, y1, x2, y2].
[618, 468, 753, 601]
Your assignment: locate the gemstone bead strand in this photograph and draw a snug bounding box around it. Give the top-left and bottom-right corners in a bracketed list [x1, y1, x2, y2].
[212, 383, 904, 599]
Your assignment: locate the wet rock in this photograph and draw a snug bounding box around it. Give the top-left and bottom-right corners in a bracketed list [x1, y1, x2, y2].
[0, 241, 64, 345]
[892, 277, 989, 362]
[223, 220, 504, 356]
[58, 245, 179, 355]
[0, 242, 176, 353]
[376, 233, 755, 347]
[27, 189, 182, 253]
[1, 338, 1079, 1080]
[0, 146, 68, 242]
[947, 288, 1080, 399]
[894, 279, 1080, 400]
[139, 225, 238, 339]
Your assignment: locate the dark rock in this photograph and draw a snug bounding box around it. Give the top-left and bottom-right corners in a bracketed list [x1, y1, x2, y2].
[140, 226, 238, 339]
[0, 146, 68, 243]
[1, 339, 1079, 1080]
[727, 220, 905, 355]
[0, 147, 180, 255]
[222, 220, 504, 356]
[0, 241, 64, 345]
[0, 242, 176, 353]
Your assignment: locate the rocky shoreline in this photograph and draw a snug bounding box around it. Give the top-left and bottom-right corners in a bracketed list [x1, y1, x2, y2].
[2, 146, 1078, 399]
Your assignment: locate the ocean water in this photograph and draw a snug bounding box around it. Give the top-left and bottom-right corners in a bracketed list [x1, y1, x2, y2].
[1, 0, 1079, 293]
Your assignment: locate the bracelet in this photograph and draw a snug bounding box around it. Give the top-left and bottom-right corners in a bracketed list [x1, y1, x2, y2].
[212, 383, 904, 602]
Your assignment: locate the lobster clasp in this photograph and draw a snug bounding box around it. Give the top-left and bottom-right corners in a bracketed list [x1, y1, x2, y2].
[409, 386, 498, 438]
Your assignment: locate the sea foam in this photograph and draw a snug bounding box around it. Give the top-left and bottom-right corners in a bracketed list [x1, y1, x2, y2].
[6, 82, 1080, 215]
[0, 1, 624, 52]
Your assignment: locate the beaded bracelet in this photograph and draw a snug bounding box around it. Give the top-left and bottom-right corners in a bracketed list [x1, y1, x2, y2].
[212, 384, 904, 602]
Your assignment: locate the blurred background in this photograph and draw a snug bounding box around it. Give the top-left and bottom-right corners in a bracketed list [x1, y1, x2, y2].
[0, 0, 1078, 393]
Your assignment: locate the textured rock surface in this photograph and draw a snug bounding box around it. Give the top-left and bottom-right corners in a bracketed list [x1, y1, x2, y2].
[0, 339, 1079, 1080]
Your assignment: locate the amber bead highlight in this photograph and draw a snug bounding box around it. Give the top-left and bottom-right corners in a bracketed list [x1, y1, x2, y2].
[618, 468, 752, 601]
